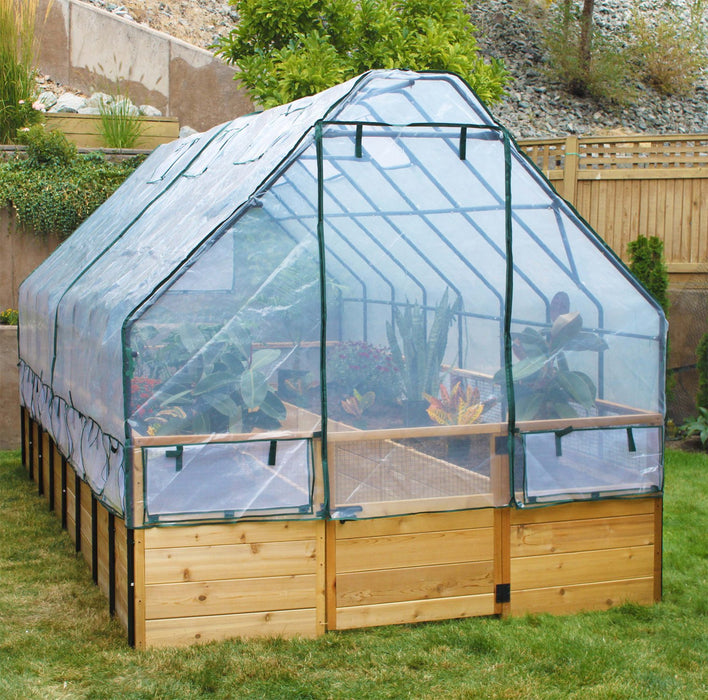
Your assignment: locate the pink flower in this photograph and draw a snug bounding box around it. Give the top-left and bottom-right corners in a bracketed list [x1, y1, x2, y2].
[32, 101, 46, 112]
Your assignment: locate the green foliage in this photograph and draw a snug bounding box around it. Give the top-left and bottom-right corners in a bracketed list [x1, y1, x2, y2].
[0, 0, 44, 143]
[697, 332, 708, 410]
[0, 307, 18, 325]
[1, 447, 708, 697]
[16, 123, 76, 165]
[131, 323, 286, 435]
[214, 0, 508, 108]
[681, 407, 708, 448]
[386, 289, 458, 401]
[544, 0, 634, 105]
[0, 126, 144, 238]
[627, 0, 707, 96]
[97, 89, 145, 149]
[496, 304, 608, 421]
[627, 235, 669, 313]
[326, 340, 401, 403]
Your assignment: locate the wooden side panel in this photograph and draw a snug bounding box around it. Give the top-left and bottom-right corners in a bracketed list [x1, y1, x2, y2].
[145, 609, 317, 647]
[52, 446, 63, 514]
[79, 481, 93, 567]
[142, 521, 320, 647]
[510, 497, 660, 616]
[114, 518, 129, 633]
[65, 472, 77, 545]
[96, 504, 110, 598]
[334, 510, 496, 631]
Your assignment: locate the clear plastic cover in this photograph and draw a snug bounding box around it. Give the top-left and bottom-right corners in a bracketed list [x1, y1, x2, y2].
[17, 70, 665, 523]
[520, 426, 663, 505]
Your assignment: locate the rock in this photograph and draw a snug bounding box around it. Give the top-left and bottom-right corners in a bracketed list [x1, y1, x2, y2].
[139, 104, 162, 117]
[37, 91, 57, 109]
[86, 92, 114, 109]
[78, 107, 102, 115]
[49, 93, 87, 113]
[179, 125, 198, 138]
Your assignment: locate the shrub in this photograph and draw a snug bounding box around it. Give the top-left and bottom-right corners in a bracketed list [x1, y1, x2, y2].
[0, 127, 145, 238]
[0, 308, 18, 325]
[16, 124, 77, 166]
[627, 235, 669, 314]
[697, 332, 708, 410]
[214, 0, 508, 108]
[0, 0, 44, 143]
[627, 2, 707, 96]
[543, 0, 635, 105]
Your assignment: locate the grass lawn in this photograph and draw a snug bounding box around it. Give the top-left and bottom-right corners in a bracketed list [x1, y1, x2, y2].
[0, 447, 706, 699]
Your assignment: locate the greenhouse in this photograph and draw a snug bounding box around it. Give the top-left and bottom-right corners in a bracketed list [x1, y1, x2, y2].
[19, 70, 665, 647]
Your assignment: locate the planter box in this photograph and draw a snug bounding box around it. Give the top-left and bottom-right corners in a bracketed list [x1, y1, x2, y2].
[0, 326, 19, 450]
[23, 404, 662, 648]
[45, 113, 180, 150]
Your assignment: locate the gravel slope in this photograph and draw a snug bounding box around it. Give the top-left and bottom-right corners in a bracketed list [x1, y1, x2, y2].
[80, 0, 708, 138]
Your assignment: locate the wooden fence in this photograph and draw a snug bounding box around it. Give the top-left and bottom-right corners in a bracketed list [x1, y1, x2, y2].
[518, 134, 708, 276]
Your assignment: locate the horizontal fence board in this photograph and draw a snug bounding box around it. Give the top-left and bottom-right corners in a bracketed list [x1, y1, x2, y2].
[511, 514, 655, 557]
[511, 545, 654, 590]
[145, 608, 318, 647]
[335, 508, 494, 540]
[335, 593, 495, 630]
[145, 539, 318, 584]
[336, 528, 495, 574]
[518, 134, 708, 268]
[337, 560, 494, 608]
[145, 574, 317, 620]
[510, 577, 655, 616]
[144, 520, 317, 549]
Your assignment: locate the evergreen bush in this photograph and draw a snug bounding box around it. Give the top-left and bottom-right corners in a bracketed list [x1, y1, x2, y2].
[697, 332, 708, 409]
[627, 235, 669, 313]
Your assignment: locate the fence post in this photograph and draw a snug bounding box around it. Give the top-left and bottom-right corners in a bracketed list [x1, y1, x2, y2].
[563, 135, 579, 206]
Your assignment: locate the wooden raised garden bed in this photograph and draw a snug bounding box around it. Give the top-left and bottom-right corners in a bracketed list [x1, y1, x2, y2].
[21, 397, 662, 648]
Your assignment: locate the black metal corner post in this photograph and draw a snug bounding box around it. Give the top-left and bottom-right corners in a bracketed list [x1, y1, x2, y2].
[315, 121, 331, 520]
[108, 512, 116, 616]
[20, 407, 26, 469]
[48, 442, 55, 511]
[60, 456, 67, 529]
[74, 473, 81, 552]
[28, 418, 34, 481]
[127, 527, 135, 647]
[37, 427, 44, 496]
[91, 495, 98, 584]
[502, 129, 516, 503]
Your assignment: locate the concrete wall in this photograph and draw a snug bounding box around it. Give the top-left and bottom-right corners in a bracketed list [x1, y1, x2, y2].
[0, 325, 19, 450]
[37, 0, 254, 132]
[0, 208, 61, 310]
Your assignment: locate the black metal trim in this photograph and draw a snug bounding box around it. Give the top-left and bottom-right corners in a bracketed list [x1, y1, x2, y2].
[495, 583, 511, 604]
[20, 407, 26, 469]
[75, 473, 81, 553]
[108, 513, 116, 616]
[28, 419, 34, 480]
[127, 528, 135, 647]
[60, 456, 67, 530]
[91, 495, 98, 584]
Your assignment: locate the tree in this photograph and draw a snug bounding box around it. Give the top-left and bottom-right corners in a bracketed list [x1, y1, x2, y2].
[213, 0, 508, 108]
